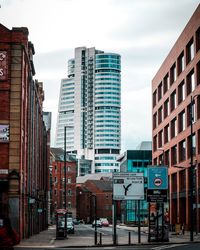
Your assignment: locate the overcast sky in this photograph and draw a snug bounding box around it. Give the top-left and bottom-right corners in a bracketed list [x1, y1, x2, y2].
[0, 0, 199, 151]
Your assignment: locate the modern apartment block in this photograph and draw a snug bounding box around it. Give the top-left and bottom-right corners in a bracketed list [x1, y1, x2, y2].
[152, 5, 200, 231]
[55, 47, 121, 173]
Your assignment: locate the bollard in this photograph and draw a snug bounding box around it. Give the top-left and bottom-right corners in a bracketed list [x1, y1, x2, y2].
[99, 232, 102, 245]
[128, 231, 131, 245]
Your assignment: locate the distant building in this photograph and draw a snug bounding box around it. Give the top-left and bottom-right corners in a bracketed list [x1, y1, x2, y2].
[117, 143, 152, 224]
[152, 5, 200, 230]
[50, 148, 77, 219]
[76, 178, 113, 223]
[55, 47, 121, 173]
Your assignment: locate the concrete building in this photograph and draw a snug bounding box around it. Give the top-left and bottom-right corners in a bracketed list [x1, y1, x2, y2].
[152, 5, 200, 231]
[117, 142, 152, 224]
[55, 47, 121, 173]
[0, 24, 49, 239]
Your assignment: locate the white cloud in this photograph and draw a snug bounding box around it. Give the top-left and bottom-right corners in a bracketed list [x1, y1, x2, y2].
[0, 0, 199, 149]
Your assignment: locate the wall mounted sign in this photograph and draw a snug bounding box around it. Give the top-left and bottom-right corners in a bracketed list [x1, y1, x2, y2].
[0, 125, 9, 142]
[0, 51, 8, 81]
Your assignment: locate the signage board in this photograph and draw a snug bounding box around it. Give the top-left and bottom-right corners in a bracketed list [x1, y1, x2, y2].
[113, 172, 144, 200]
[37, 209, 43, 213]
[0, 125, 9, 142]
[147, 166, 168, 190]
[147, 189, 168, 203]
[0, 51, 8, 81]
[0, 169, 8, 175]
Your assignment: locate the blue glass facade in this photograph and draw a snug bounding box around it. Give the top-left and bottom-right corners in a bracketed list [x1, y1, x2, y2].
[119, 150, 152, 223]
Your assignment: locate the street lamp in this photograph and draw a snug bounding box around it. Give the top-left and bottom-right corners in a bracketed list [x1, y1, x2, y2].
[189, 94, 199, 242]
[91, 194, 97, 245]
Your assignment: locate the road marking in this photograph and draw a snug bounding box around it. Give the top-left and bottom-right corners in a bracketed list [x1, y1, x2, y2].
[152, 244, 188, 250]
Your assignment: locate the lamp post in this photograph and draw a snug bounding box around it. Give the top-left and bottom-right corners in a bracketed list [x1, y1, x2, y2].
[189, 94, 199, 241]
[92, 194, 97, 245]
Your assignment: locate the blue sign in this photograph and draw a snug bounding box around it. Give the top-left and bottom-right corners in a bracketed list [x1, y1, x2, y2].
[147, 166, 168, 190]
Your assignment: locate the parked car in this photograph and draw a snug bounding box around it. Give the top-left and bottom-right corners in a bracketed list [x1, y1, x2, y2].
[67, 221, 74, 234]
[92, 219, 102, 228]
[100, 218, 109, 227]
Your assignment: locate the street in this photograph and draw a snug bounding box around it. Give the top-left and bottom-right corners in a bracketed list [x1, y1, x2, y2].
[14, 223, 200, 249]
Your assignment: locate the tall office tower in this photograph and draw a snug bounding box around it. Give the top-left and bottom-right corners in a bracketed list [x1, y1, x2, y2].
[55, 47, 121, 173]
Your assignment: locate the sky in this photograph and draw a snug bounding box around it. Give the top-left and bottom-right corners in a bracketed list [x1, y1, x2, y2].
[0, 0, 199, 151]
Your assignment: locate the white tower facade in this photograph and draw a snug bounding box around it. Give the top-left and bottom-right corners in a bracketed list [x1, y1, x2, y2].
[55, 47, 121, 173]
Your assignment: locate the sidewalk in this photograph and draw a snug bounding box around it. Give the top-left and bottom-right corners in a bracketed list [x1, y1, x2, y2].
[15, 225, 200, 248]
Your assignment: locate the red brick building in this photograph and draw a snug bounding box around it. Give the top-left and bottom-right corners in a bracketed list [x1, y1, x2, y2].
[152, 5, 200, 230]
[76, 178, 112, 223]
[0, 24, 49, 239]
[50, 148, 77, 219]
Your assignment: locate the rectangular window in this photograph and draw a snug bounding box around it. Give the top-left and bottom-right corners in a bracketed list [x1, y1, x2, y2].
[158, 106, 163, 124]
[192, 133, 196, 156]
[164, 124, 170, 143]
[153, 135, 157, 152]
[178, 80, 185, 104]
[177, 52, 184, 75]
[68, 189, 72, 196]
[153, 112, 157, 129]
[164, 99, 169, 118]
[171, 118, 177, 138]
[178, 110, 185, 132]
[165, 150, 170, 166]
[153, 90, 157, 107]
[171, 145, 177, 165]
[68, 202, 72, 208]
[163, 73, 169, 94]
[195, 27, 200, 52]
[170, 91, 176, 111]
[186, 38, 194, 64]
[67, 178, 71, 183]
[158, 130, 163, 148]
[197, 61, 200, 86]
[170, 64, 176, 84]
[179, 140, 186, 162]
[158, 82, 162, 101]
[197, 96, 200, 120]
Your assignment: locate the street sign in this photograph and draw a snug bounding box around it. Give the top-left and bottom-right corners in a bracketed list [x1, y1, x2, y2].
[113, 172, 144, 200]
[147, 166, 168, 190]
[147, 189, 168, 203]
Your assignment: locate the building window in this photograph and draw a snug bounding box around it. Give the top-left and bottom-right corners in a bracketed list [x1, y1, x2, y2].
[163, 73, 169, 94]
[68, 189, 72, 196]
[153, 135, 157, 152]
[178, 110, 185, 132]
[153, 112, 157, 129]
[68, 201, 72, 208]
[196, 27, 200, 52]
[170, 64, 176, 84]
[67, 178, 71, 183]
[179, 140, 186, 162]
[158, 82, 162, 101]
[171, 145, 177, 165]
[158, 130, 163, 148]
[54, 189, 57, 195]
[186, 70, 195, 95]
[54, 177, 57, 183]
[170, 91, 176, 112]
[197, 61, 200, 86]
[153, 90, 157, 107]
[186, 38, 194, 64]
[158, 106, 163, 124]
[177, 51, 184, 75]
[171, 118, 177, 138]
[68, 167, 71, 171]
[165, 150, 170, 166]
[164, 99, 169, 118]
[197, 96, 200, 120]
[178, 80, 185, 104]
[192, 133, 196, 156]
[164, 124, 170, 143]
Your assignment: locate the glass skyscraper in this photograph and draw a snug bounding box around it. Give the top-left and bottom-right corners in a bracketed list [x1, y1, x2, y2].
[55, 47, 121, 174]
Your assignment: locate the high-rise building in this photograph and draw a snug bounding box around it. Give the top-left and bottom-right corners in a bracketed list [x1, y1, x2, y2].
[152, 5, 200, 231]
[55, 47, 121, 173]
